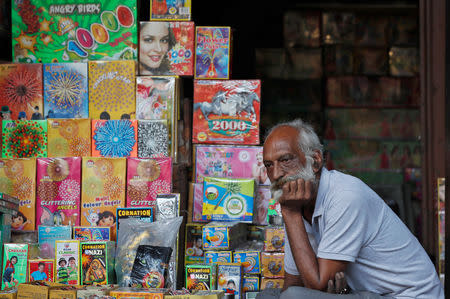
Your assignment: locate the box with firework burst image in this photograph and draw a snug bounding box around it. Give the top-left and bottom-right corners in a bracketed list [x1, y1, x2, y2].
[47, 119, 91, 157]
[81, 157, 126, 241]
[12, 0, 137, 63]
[185, 264, 217, 291]
[80, 241, 115, 285]
[126, 157, 172, 208]
[36, 157, 81, 228]
[92, 120, 138, 158]
[150, 0, 191, 21]
[202, 177, 255, 223]
[2, 120, 47, 158]
[1, 243, 28, 290]
[233, 251, 261, 275]
[43, 63, 88, 118]
[0, 64, 43, 120]
[0, 158, 36, 231]
[193, 80, 261, 145]
[55, 240, 80, 285]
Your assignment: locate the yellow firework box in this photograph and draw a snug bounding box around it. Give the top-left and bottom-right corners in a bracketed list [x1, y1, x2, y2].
[47, 119, 91, 157]
[81, 157, 126, 241]
[89, 61, 136, 120]
[0, 158, 36, 231]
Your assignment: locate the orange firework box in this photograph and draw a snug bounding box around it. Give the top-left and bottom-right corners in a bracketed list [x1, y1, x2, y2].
[0, 158, 36, 231]
[47, 119, 91, 157]
[88, 61, 136, 120]
[260, 278, 284, 290]
[0, 64, 43, 120]
[110, 287, 168, 298]
[261, 252, 285, 278]
[81, 157, 126, 241]
[193, 80, 261, 145]
[91, 120, 138, 158]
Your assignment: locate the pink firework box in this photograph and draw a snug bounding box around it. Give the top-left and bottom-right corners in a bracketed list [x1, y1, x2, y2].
[36, 158, 81, 228]
[193, 145, 269, 185]
[126, 157, 173, 208]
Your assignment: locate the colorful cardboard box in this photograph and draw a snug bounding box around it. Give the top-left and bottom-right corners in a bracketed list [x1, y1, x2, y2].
[193, 80, 261, 145]
[205, 251, 232, 264]
[264, 227, 285, 252]
[202, 177, 255, 223]
[88, 61, 136, 120]
[217, 263, 242, 299]
[260, 278, 283, 290]
[190, 183, 208, 223]
[1, 244, 28, 290]
[80, 241, 115, 285]
[185, 264, 217, 291]
[38, 226, 72, 259]
[43, 63, 88, 118]
[126, 158, 172, 208]
[243, 276, 260, 292]
[202, 222, 247, 251]
[261, 252, 284, 278]
[2, 121, 47, 158]
[185, 224, 205, 265]
[73, 227, 111, 241]
[195, 27, 231, 79]
[233, 251, 261, 274]
[16, 281, 65, 299]
[110, 288, 168, 298]
[81, 157, 126, 241]
[139, 22, 194, 76]
[55, 240, 80, 285]
[138, 120, 170, 158]
[0, 158, 36, 231]
[116, 207, 153, 235]
[47, 119, 91, 157]
[36, 157, 81, 227]
[28, 259, 54, 282]
[12, 0, 138, 62]
[150, 0, 191, 20]
[92, 120, 138, 158]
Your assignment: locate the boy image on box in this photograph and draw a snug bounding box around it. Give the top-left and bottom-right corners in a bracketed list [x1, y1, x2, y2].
[226, 279, 237, 295]
[68, 257, 78, 282]
[57, 258, 69, 284]
[30, 262, 47, 281]
[186, 237, 203, 257]
[2, 256, 18, 288]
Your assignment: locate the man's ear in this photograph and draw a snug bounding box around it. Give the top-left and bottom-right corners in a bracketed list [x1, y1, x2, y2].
[312, 150, 323, 173]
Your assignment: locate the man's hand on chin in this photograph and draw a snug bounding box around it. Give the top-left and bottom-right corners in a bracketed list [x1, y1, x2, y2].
[277, 178, 316, 213]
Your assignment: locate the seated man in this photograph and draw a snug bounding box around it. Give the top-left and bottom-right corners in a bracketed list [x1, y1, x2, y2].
[260, 119, 443, 298]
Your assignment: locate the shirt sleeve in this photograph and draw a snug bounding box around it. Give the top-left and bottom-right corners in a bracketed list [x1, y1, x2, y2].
[317, 190, 369, 262]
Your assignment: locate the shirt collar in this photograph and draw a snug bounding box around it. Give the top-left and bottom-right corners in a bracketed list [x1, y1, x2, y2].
[312, 167, 329, 219]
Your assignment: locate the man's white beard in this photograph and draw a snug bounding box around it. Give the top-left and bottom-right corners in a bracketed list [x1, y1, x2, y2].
[270, 156, 318, 202]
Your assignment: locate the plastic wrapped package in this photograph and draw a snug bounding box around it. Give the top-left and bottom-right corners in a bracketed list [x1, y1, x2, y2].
[129, 245, 172, 288]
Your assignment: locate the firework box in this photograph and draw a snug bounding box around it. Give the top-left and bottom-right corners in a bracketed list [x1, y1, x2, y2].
[205, 251, 232, 264]
[194, 27, 232, 79]
[243, 276, 259, 293]
[48, 286, 80, 299]
[47, 119, 91, 157]
[12, 0, 137, 63]
[139, 22, 194, 76]
[126, 158, 172, 208]
[16, 281, 65, 299]
[38, 225, 72, 258]
[28, 259, 54, 282]
[73, 226, 111, 241]
[88, 61, 136, 120]
[233, 251, 261, 275]
[264, 227, 285, 252]
[185, 264, 217, 291]
[190, 183, 207, 223]
[116, 207, 153, 237]
[2, 121, 47, 158]
[0, 158, 36, 231]
[260, 278, 283, 289]
[137, 119, 170, 158]
[202, 177, 255, 223]
[150, 0, 191, 20]
[0, 64, 43, 120]
[0, 288, 16, 299]
[92, 120, 138, 158]
[245, 291, 259, 299]
[109, 288, 169, 298]
[36, 157, 81, 227]
[185, 224, 205, 265]
[202, 222, 247, 251]
[193, 80, 261, 145]
[81, 157, 126, 241]
[193, 145, 268, 185]
[55, 240, 80, 285]
[217, 263, 243, 299]
[1, 244, 28, 290]
[80, 241, 115, 285]
[261, 252, 284, 279]
[76, 284, 118, 298]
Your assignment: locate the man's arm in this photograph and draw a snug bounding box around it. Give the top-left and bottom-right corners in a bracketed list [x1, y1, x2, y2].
[283, 272, 304, 291]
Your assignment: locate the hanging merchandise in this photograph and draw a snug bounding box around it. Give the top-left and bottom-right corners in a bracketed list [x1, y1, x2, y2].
[92, 120, 138, 158]
[149, 0, 191, 21]
[47, 119, 91, 157]
[2, 121, 47, 158]
[55, 240, 80, 285]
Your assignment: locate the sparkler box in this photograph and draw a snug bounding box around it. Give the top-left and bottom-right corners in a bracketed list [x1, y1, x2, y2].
[43, 63, 88, 118]
[202, 221, 247, 251]
[195, 27, 232, 79]
[1, 243, 29, 290]
[193, 80, 261, 145]
[185, 264, 217, 291]
[88, 61, 136, 120]
[80, 241, 115, 285]
[73, 226, 111, 241]
[217, 263, 243, 299]
[12, 0, 138, 63]
[233, 251, 261, 274]
[2, 120, 47, 158]
[81, 157, 126, 241]
[92, 120, 138, 158]
[0, 64, 43, 120]
[55, 240, 80, 285]
[36, 157, 81, 227]
[47, 119, 91, 157]
[126, 157, 172, 208]
[150, 0, 191, 20]
[0, 158, 36, 231]
[205, 251, 232, 264]
[137, 119, 170, 158]
[28, 259, 54, 282]
[202, 177, 255, 223]
[38, 225, 72, 259]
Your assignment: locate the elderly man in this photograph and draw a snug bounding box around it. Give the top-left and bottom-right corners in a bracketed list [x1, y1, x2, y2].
[260, 119, 443, 298]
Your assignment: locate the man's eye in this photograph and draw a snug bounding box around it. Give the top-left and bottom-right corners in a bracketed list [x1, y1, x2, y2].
[264, 163, 272, 168]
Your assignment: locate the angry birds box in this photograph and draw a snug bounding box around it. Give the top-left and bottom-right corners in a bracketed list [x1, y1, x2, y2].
[80, 241, 115, 285]
[185, 264, 217, 291]
[202, 221, 247, 251]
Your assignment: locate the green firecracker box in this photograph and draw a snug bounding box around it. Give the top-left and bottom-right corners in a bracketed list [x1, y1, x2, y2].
[80, 241, 115, 285]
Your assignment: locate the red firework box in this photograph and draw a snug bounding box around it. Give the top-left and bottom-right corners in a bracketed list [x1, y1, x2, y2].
[2, 120, 47, 158]
[28, 259, 54, 282]
[91, 120, 138, 158]
[126, 157, 172, 208]
[139, 22, 195, 76]
[0, 158, 36, 231]
[193, 80, 261, 145]
[0, 63, 43, 120]
[36, 158, 81, 228]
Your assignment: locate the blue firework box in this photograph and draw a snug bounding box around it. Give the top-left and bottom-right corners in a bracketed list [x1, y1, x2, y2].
[243, 276, 260, 292]
[92, 119, 138, 157]
[202, 177, 255, 222]
[38, 225, 72, 258]
[43, 63, 88, 118]
[233, 251, 261, 274]
[202, 221, 247, 251]
[73, 226, 111, 241]
[205, 251, 233, 263]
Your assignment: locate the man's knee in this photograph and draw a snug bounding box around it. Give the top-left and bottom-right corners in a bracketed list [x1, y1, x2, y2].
[256, 288, 282, 299]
